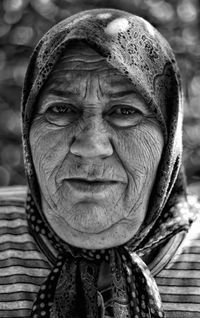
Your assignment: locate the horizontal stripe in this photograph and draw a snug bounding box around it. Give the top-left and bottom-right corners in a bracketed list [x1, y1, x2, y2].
[0, 291, 36, 302]
[0, 186, 27, 199]
[159, 286, 200, 295]
[0, 242, 38, 252]
[173, 253, 200, 262]
[0, 283, 39, 294]
[156, 277, 200, 287]
[163, 302, 200, 311]
[157, 269, 200, 278]
[165, 311, 200, 318]
[0, 250, 46, 260]
[0, 274, 47, 285]
[0, 205, 25, 212]
[0, 186, 27, 194]
[0, 226, 29, 236]
[0, 262, 49, 270]
[0, 300, 32, 310]
[0, 308, 31, 318]
[161, 293, 200, 303]
[167, 261, 200, 270]
[0, 202, 25, 210]
[0, 219, 27, 228]
[0, 212, 26, 221]
[0, 234, 34, 244]
[0, 257, 50, 268]
[0, 266, 49, 277]
[0, 201, 25, 208]
[182, 240, 200, 248]
[0, 206, 25, 214]
[182, 247, 200, 254]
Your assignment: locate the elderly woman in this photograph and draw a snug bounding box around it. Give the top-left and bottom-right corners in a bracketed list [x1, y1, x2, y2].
[0, 8, 199, 318]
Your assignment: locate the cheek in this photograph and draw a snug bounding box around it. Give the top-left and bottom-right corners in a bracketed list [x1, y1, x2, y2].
[113, 123, 164, 185]
[135, 128, 163, 172]
[140, 124, 164, 168]
[111, 123, 163, 221]
[29, 119, 73, 181]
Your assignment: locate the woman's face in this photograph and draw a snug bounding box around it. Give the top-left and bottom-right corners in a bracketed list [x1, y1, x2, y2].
[30, 43, 164, 249]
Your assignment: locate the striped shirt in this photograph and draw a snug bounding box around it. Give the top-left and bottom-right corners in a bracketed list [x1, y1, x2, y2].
[0, 186, 200, 318]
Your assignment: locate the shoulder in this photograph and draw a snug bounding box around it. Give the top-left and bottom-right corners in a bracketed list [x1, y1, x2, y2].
[0, 186, 27, 226]
[0, 185, 27, 207]
[155, 202, 200, 316]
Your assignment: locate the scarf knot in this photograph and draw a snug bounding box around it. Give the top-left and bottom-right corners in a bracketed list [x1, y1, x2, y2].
[31, 247, 165, 317]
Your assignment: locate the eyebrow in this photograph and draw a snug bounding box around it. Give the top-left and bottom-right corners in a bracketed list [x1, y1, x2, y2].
[107, 89, 141, 99]
[44, 88, 77, 98]
[45, 88, 141, 100]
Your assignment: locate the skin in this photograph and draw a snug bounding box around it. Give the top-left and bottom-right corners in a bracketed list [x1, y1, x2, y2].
[29, 42, 164, 250]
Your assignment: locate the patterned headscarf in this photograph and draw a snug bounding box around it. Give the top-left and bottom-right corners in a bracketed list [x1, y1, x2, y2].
[22, 8, 195, 318]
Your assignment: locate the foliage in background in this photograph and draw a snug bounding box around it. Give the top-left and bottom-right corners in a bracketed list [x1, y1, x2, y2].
[0, 0, 199, 186]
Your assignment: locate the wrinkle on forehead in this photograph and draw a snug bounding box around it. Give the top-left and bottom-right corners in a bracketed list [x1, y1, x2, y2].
[52, 41, 116, 72]
[42, 41, 146, 104]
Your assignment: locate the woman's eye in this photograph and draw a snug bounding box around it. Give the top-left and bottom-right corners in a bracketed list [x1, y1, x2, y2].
[50, 105, 74, 114]
[114, 107, 137, 116]
[108, 105, 143, 127]
[45, 104, 78, 126]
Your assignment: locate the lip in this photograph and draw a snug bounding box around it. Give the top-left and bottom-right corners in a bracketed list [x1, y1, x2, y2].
[65, 178, 119, 194]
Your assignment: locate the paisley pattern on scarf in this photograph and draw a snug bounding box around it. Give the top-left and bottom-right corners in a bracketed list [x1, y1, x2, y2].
[21, 8, 197, 318]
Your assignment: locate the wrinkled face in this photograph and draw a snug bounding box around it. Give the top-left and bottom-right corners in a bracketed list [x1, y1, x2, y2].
[30, 42, 164, 249]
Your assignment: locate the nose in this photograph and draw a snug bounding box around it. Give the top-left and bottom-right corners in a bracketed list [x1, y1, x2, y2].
[70, 121, 113, 159]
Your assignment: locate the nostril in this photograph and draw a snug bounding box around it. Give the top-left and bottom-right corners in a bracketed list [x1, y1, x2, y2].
[70, 133, 113, 159]
[70, 136, 76, 147]
[69, 136, 82, 157]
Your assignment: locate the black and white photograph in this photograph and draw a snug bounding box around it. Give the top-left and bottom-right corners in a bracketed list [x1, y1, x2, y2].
[0, 1, 199, 317]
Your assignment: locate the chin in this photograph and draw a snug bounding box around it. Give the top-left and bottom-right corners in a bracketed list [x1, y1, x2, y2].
[63, 221, 140, 250]
[61, 201, 116, 234]
[47, 206, 141, 249]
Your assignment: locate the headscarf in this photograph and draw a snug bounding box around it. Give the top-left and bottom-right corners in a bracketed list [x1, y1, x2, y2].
[22, 8, 195, 318]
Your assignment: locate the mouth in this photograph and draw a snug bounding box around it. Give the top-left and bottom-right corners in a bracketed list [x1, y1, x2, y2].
[64, 178, 119, 194]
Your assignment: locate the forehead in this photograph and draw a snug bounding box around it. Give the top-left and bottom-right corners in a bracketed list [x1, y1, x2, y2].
[44, 41, 135, 92]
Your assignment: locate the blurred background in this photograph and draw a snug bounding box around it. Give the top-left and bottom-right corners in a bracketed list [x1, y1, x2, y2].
[0, 0, 200, 190]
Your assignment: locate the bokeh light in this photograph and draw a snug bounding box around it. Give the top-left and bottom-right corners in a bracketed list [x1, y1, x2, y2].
[149, 1, 175, 22]
[189, 75, 200, 97]
[182, 27, 198, 47]
[4, 11, 23, 25]
[31, 0, 58, 21]
[10, 26, 34, 45]
[177, 0, 197, 23]
[3, 0, 24, 12]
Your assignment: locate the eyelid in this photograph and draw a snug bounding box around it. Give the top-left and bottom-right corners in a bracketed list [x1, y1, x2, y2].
[40, 100, 77, 113]
[107, 104, 143, 115]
